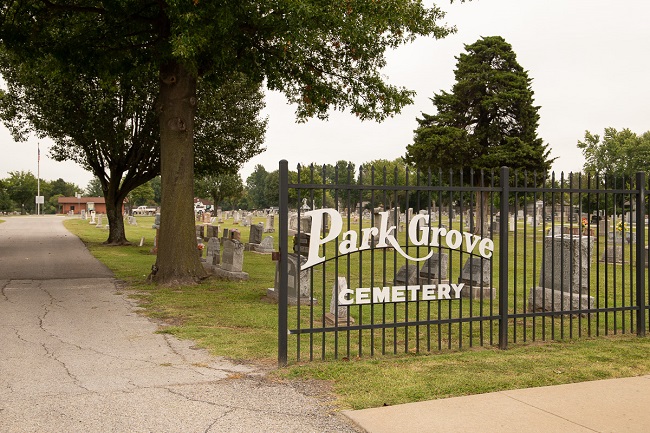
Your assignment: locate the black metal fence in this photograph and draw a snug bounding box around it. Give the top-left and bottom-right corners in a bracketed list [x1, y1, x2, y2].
[277, 161, 648, 365]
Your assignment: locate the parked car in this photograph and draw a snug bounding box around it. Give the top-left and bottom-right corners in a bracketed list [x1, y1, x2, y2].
[132, 205, 157, 216]
[194, 202, 206, 215]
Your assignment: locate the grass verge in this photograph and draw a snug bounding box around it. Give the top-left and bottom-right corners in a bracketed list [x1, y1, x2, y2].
[64, 216, 650, 410]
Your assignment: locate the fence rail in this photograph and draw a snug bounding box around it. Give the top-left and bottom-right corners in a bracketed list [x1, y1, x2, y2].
[277, 161, 649, 365]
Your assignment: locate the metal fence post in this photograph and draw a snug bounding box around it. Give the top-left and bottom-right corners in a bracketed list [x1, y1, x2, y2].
[278, 160, 289, 366]
[636, 172, 646, 336]
[499, 166, 510, 349]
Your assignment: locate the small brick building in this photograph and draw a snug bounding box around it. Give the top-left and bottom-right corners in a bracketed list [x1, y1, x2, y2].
[57, 196, 125, 215]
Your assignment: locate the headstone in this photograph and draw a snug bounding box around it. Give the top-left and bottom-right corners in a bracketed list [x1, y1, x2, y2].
[206, 225, 219, 239]
[249, 223, 264, 245]
[220, 239, 242, 271]
[326, 277, 355, 326]
[267, 253, 316, 305]
[394, 264, 419, 285]
[152, 213, 161, 229]
[212, 239, 248, 280]
[598, 218, 609, 234]
[233, 211, 241, 225]
[287, 213, 299, 236]
[89, 211, 96, 224]
[195, 225, 205, 239]
[600, 244, 625, 263]
[230, 229, 241, 241]
[509, 215, 515, 232]
[253, 236, 274, 254]
[528, 235, 595, 313]
[300, 215, 312, 233]
[265, 214, 275, 232]
[96, 214, 103, 228]
[206, 237, 221, 265]
[293, 233, 310, 255]
[419, 253, 449, 283]
[458, 257, 494, 300]
[80, 209, 87, 220]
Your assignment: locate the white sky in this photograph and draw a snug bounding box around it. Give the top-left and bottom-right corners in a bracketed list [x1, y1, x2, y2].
[1, 0, 649, 189]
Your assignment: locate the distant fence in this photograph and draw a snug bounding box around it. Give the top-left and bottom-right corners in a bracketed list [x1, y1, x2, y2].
[276, 161, 647, 365]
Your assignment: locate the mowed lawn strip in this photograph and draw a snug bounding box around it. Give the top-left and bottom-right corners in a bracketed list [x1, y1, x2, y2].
[64, 217, 650, 410]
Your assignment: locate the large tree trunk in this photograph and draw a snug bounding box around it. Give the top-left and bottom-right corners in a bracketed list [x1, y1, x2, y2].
[150, 61, 207, 285]
[104, 185, 129, 245]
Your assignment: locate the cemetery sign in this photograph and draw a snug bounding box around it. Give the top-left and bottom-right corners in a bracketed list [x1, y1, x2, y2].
[301, 208, 494, 270]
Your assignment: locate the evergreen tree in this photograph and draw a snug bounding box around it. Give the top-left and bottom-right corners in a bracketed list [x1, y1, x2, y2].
[406, 36, 552, 173]
[405, 36, 553, 232]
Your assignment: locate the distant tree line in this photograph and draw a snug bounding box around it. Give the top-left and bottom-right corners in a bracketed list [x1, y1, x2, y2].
[0, 172, 80, 214]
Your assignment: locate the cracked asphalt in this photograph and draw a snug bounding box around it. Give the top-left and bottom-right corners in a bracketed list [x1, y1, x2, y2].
[0, 216, 362, 433]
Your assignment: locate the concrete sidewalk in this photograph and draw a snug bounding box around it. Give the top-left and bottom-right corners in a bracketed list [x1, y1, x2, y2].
[344, 375, 650, 433]
[1, 216, 360, 432]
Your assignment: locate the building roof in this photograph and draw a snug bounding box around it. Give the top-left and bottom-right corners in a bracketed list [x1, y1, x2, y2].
[58, 196, 106, 204]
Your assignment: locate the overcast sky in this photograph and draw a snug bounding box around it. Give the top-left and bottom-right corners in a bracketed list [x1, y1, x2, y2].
[1, 0, 649, 190]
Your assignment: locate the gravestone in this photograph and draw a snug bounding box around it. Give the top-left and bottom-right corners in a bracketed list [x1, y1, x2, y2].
[80, 209, 86, 220]
[230, 229, 241, 241]
[96, 214, 103, 228]
[89, 211, 96, 224]
[249, 223, 264, 245]
[265, 214, 275, 233]
[509, 215, 515, 232]
[299, 215, 312, 233]
[206, 225, 219, 239]
[293, 233, 310, 255]
[195, 225, 205, 239]
[267, 253, 316, 305]
[458, 257, 494, 300]
[205, 237, 221, 266]
[233, 211, 241, 225]
[287, 213, 299, 236]
[394, 264, 419, 286]
[253, 236, 274, 254]
[326, 277, 355, 326]
[528, 235, 595, 313]
[419, 252, 449, 283]
[213, 239, 248, 280]
[600, 244, 625, 263]
[152, 213, 161, 229]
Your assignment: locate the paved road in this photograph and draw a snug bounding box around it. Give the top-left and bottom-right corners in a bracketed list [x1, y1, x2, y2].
[0, 216, 360, 433]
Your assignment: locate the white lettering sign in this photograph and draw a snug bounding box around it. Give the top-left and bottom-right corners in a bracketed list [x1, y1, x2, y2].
[338, 283, 465, 305]
[301, 208, 493, 270]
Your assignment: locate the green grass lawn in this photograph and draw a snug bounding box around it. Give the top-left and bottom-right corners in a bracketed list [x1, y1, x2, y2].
[64, 215, 650, 410]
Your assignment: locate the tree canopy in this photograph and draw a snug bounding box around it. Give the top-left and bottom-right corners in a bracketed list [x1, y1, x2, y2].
[405, 36, 553, 175]
[577, 128, 650, 177]
[0, 1, 456, 284]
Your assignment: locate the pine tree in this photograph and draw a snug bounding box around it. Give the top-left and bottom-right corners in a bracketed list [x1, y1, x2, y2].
[406, 36, 553, 173]
[405, 36, 554, 233]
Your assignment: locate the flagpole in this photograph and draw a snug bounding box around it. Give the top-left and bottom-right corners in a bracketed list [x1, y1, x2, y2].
[37, 143, 40, 216]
